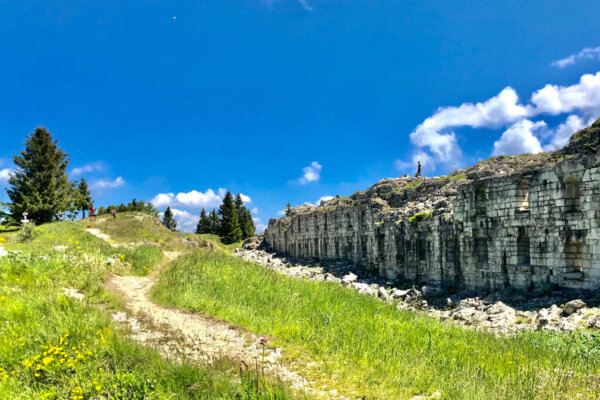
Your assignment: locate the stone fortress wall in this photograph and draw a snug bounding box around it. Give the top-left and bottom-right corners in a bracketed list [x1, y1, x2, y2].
[264, 119, 600, 292]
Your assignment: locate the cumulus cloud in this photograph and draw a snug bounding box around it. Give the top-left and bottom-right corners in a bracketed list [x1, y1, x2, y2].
[159, 208, 198, 233]
[408, 71, 600, 167]
[251, 207, 259, 215]
[315, 195, 334, 206]
[70, 161, 105, 176]
[91, 177, 125, 189]
[542, 115, 592, 151]
[492, 120, 545, 156]
[298, 162, 322, 184]
[151, 188, 252, 210]
[552, 46, 600, 69]
[0, 168, 12, 184]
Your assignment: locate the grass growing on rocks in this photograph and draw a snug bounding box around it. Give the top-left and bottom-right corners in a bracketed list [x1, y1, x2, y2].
[152, 250, 600, 400]
[0, 220, 300, 399]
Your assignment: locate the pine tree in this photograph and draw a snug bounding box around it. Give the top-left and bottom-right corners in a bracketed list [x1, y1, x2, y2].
[162, 206, 178, 231]
[196, 208, 213, 234]
[218, 191, 242, 243]
[239, 207, 255, 239]
[6, 127, 74, 224]
[284, 203, 293, 217]
[234, 194, 244, 214]
[75, 178, 93, 218]
[209, 210, 220, 234]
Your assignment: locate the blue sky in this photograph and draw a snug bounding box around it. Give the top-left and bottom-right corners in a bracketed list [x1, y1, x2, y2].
[1, 1, 600, 232]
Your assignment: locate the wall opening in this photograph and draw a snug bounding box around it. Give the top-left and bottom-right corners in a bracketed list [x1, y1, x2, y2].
[501, 250, 510, 287]
[418, 239, 427, 261]
[564, 177, 581, 212]
[475, 238, 488, 267]
[475, 186, 487, 214]
[517, 227, 531, 266]
[517, 179, 530, 211]
[361, 237, 368, 259]
[565, 241, 583, 273]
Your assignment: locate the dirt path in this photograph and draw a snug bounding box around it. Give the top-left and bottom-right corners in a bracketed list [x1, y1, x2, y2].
[86, 228, 118, 247]
[107, 274, 343, 399]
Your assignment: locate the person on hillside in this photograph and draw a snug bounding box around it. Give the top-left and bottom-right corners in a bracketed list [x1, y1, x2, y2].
[415, 161, 422, 178]
[90, 206, 97, 222]
[111, 208, 117, 219]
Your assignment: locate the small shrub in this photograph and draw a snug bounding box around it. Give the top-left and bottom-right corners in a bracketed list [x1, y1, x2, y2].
[17, 223, 38, 242]
[408, 210, 433, 223]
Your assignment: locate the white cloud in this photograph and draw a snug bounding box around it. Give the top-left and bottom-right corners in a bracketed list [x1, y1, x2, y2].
[276, 209, 286, 216]
[408, 71, 600, 166]
[159, 208, 198, 233]
[315, 195, 334, 206]
[298, 161, 321, 184]
[0, 168, 12, 184]
[297, 0, 313, 11]
[151, 188, 252, 210]
[543, 115, 591, 151]
[255, 223, 267, 233]
[251, 207, 259, 215]
[492, 120, 545, 156]
[91, 177, 125, 189]
[70, 161, 105, 176]
[552, 46, 600, 68]
[530, 72, 600, 116]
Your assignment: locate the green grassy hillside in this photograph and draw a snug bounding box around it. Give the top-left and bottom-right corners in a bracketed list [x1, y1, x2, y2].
[0, 214, 297, 399]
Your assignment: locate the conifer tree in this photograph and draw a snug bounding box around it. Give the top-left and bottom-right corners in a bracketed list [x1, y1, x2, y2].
[5, 127, 74, 224]
[162, 206, 178, 231]
[209, 210, 220, 234]
[239, 207, 255, 239]
[234, 193, 244, 213]
[218, 191, 242, 243]
[196, 208, 213, 234]
[284, 203, 293, 217]
[75, 178, 93, 218]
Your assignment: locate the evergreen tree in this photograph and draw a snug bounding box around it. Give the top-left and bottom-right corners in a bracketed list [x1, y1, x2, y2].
[218, 191, 242, 243]
[162, 206, 177, 231]
[209, 210, 220, 234]
[196, 208, 213, 234]
[239, 207, 255, 239]
[234, 194, 244, 213]
[75, 178, 93, 218]
[284, 203, 293, 217]
[5, 127, 74, 224]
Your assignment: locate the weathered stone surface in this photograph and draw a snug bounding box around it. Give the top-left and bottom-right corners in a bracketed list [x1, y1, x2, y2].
[264, 118, 600, 293]
[563, 299, 587, 316]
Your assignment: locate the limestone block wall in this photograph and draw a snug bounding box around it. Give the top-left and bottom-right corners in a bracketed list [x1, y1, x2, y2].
[265, 154, 600, 292]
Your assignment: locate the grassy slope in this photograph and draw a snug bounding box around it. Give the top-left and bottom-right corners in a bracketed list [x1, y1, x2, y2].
[152, 251, 600, 400]
[0, 214, 298, 399]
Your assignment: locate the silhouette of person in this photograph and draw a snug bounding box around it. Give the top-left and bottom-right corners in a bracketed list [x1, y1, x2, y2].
[415, 161, 422, 177]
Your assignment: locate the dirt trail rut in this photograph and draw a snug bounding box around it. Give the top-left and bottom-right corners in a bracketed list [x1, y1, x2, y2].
[108, 275, 344, 399]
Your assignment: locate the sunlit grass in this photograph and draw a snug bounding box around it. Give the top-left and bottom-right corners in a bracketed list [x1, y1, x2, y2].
[152, 251, 600, 399]
[0, 219, 301, 399]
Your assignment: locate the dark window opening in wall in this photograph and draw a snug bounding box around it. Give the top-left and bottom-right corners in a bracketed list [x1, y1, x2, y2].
[396, 240, 404, 266]
[418, 239, 427, 261]
[361, 238, 368, 259]
[334, 239, 339, 258]
[517, 227, 531, 266]
[475, 238, 488, 266]
[565, 177, 581, 212]
[324, 217, 328, 231]
[565, 241, 583, 273]
[314, 238, 319, 256]
[475, 186, 487, 214]
[517, 179, 531, 211]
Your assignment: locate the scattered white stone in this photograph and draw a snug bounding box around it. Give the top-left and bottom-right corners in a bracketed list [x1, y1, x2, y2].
[54, 245, 68, 251]
[0, 246, 7, 257]
[62, 287, 85, 301]
[341, 272, 358, 284]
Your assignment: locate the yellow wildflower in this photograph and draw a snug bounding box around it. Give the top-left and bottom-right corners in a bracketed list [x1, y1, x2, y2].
[0, 237, 5, 243]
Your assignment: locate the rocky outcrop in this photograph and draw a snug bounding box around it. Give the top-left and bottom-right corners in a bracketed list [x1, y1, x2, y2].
[265, 118, 600, 292]
[234, 248, 600, 334]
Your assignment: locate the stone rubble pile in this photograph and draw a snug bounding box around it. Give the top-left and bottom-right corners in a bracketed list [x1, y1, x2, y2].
[235, 246, 600, 335]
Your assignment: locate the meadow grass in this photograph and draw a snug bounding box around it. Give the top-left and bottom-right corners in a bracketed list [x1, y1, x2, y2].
[152, 250, 600, 400]
[198, 233, 244, 251]
[0, 220, 301, 399]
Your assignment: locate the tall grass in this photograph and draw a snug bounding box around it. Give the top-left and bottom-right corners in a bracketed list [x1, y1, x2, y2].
[152, 251, 600, 400]
[0, 221, 300, 399]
